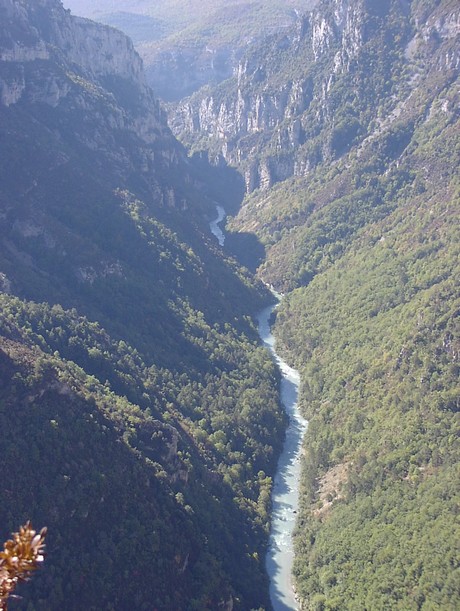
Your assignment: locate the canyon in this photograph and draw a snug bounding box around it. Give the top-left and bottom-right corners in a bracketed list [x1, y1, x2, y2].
[1, 0, 459, 609]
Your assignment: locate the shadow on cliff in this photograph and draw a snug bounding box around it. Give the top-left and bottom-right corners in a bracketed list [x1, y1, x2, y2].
[191, 150, 246, 213]
[191, 150, 266, 271]
[224, 231, 266, 272]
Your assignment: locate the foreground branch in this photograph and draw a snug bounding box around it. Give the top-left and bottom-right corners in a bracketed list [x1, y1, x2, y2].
[0, 522, 47, 610]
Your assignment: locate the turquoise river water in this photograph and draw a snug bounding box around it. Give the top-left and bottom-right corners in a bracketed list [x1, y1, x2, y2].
[210, 206, 307, 610]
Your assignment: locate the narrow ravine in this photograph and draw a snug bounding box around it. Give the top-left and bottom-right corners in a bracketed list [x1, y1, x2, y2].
[209, 206, 308, 610]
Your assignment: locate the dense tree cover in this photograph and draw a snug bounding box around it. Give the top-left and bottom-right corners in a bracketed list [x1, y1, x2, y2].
[0, 293, 284, 609]
[2, 0, 459, 608]
[276, 189, 460, 609]
[183, 0, 459, 607]
[257, 18, 460, 604]
[0, 1, 286, 608]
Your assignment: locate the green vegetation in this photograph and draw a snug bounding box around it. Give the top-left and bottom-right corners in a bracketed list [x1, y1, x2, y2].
[0, 1, 286, 607]
[213, 0, 459, 607]
[278, 187, 460, 608]
[0, 291, 283, 609]
[2, 0, 459, 608]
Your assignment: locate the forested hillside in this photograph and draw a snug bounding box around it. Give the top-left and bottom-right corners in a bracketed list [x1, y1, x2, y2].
[168, 0, 460, 608]
[279, 178, 459, 608]
[2, 0, 459, 609]
[0, 1, 285, 608]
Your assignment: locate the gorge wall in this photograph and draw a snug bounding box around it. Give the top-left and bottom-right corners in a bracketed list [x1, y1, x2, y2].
[170, 0, 460, 193]
[1, 1, 459, 609]
[0, 1, 284, 609]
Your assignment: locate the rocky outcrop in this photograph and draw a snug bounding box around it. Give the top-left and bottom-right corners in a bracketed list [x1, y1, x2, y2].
[0, 0, 213, 224]
[0, 0, 142, 82]
[169, 0, 373, 191]
[417, 5, 460, 70]
[0, 0, 169, 146]
[170, 0, 459, 192]
[0, 272, 11, 293]
[0, 0, 224, 312]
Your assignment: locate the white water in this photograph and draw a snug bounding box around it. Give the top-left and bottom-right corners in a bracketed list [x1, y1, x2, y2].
[257, 302, 307, 611]
[208, 205, 307, 609]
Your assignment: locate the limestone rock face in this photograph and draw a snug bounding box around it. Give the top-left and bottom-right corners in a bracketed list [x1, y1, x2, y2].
[170, 0, 368, 181]
[170, 0, 459, 193]
[0, 0, 169, 147]
[0, 0, 218, 300]
[0, 0, 142, 81]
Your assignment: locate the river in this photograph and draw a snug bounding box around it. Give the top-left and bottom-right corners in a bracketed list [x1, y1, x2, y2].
[209, 205, 226, 246]
[209, 206, 308, 610]
[257, 302, 307, 610]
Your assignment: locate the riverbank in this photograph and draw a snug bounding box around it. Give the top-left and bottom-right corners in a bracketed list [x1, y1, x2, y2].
[257, 302, 307, 611]
[209, 205, 307, 610]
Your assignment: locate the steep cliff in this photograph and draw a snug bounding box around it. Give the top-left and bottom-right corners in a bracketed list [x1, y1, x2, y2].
[0, 1, 283, 609]
[221, 0, 459, 294]
[1, 0, 145, 102]
[0, 0, 192, 192]
[171, 0, 460, 193]
[63, 0, 320, 102]
[0, 0, 235, 311]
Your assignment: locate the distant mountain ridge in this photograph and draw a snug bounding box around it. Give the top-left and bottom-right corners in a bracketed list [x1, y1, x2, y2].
[63, 0, 320, 101]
